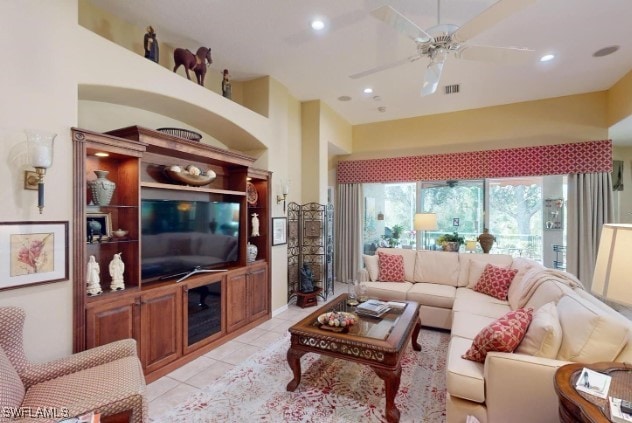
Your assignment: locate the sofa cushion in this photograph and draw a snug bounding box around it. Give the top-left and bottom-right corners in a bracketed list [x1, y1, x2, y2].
[0, 348, 24, 410]
[453, 292, 511, 319]
[377, 251, 405, 282]
[556, 295, 629, 362]
[507, 257, 544, 306]
[361, 281, 413, 301]
[451, 311, 497, 340]
[462, 308, 533, 363]
[363, 254, 379, 282]
[413, 250, 460, 286]
[515, 302, 562, 358]
[447, 336, 485, 403]
[466, 260, 512, 289]
[458, 253, 513, 287]
[473, 264, 518, 300]
[455, 287, 509, 306]
[376, 248, 416, 281]
[406, 282, 456, 309]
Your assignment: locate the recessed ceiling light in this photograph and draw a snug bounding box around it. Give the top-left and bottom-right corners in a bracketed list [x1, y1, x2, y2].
[540, 54, 555, 62]
[363, 88, 373, 94]
[311, 19, 325, 31]
[593, 45, 619, 57]
[337, 95, 352, 102]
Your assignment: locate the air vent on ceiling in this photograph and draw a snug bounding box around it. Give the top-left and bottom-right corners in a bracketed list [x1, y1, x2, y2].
[444, 84, 460, 95]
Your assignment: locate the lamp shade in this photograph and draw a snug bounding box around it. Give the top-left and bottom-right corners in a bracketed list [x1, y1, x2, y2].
[591, 224, 632, 307]
[465, 240, 477, 252]
[414, 213, 438, 231]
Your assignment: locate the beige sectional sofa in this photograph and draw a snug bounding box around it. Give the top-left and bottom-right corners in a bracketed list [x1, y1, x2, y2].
[358, 247, 632, 423]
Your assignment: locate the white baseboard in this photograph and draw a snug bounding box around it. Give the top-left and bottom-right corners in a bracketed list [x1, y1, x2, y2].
[272, 304, 289, 317]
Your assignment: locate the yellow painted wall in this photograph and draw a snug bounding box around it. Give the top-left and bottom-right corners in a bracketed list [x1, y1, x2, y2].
[301, 101, 321, 203]
[607, 70, 632, 127]
[350, 92, 608, 159]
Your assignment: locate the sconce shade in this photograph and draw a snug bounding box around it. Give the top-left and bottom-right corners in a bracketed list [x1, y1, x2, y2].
[591, 224, 632, 307]
[414, 213, 438, 231]
[465, 240, 477, 252]
[26, 130, 55, 168]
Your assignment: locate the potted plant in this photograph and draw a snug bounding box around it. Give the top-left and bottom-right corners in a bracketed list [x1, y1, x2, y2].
[436, 232, 465, 252]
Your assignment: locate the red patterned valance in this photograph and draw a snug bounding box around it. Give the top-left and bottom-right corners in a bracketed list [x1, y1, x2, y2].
[337, 140, 612, 184]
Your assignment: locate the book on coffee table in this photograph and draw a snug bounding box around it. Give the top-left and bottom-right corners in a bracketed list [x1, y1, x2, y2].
[356, 299, 390, 317]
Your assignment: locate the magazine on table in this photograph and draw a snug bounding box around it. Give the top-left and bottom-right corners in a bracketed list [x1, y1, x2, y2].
[356, 299, 390, 317]
[609, 397, 632, 423]
[575, 367, 611, 399]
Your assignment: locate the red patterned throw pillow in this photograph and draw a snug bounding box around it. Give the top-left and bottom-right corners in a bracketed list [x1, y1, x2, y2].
[377, 252, 405, 282]
[463, 308, 534, 363]
[473, 264, 518, 300]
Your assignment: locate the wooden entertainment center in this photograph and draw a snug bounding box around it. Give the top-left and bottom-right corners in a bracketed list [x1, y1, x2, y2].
[72, 126, 271, 382]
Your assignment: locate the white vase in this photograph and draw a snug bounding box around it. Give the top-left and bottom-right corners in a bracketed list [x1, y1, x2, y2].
[247, 242, 258, 262]
[88, 170, 116, 205]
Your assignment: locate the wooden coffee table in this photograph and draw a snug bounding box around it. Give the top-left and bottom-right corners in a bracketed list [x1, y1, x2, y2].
[286, 294, 421, 423]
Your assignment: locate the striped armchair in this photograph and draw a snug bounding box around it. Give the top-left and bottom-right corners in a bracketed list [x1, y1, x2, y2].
[0, 307, 147, 422]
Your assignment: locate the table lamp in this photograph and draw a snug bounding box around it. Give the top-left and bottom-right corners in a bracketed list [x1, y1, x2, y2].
[465, 240, 477, 253]
[591, 224, 632, 307]
[414, 213, 438, 250]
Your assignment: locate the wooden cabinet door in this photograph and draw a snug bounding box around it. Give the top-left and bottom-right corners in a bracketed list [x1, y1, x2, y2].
[86, 295, 140, 350]
[248, 263, 269, 321]
[226, 269, 248, 332]
[140, 287, 181, 373]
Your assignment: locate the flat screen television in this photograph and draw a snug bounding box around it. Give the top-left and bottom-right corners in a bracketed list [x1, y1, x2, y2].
[141, 199, 240, 281]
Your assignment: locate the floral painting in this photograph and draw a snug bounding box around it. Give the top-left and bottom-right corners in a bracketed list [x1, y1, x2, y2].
[11, 232, 54, 276]
[0, 221, 68, 291]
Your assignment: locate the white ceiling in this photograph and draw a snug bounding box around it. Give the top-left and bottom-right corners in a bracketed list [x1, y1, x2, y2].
[90, 0, 632, 144]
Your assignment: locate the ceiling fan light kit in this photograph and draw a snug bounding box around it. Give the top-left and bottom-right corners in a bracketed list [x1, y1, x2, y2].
[354, 0, 538, 96]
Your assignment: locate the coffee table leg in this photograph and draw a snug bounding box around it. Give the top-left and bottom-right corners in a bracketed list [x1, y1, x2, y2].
[372, 365, 402, 423]
[411, 318, 422, 351]
[286, 347, 305, 391]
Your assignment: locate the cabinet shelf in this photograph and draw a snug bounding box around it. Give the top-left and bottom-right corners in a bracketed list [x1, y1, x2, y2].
[141, 181, 245, 197]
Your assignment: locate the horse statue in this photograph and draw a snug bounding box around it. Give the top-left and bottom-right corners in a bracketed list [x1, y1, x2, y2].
[173, 46, 213, 86]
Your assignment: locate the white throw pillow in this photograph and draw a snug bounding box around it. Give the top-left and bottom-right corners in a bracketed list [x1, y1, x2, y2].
[556, 296, 629, 362]
[515, 301, 562, 358]
[363, 254, 379, 282]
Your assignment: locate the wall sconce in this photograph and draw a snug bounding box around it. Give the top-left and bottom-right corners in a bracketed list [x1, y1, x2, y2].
[24, 130, 56, 214]
[276, 181, 290, 213]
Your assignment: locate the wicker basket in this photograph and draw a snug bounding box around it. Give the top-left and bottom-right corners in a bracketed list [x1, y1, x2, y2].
[156, 127, 202, 142]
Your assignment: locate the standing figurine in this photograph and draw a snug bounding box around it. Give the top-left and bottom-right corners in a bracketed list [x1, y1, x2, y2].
[109, 253, 125, 291]
[251, 213, 260, 237]
[299, 263, 314, 293]
[222, 69, 232, 99]
[86, 255, 102, 296]
[144, 26, 159, 63]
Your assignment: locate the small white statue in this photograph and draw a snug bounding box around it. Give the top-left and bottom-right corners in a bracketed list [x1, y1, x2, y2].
[86, 255, 102, 296]
[109, 253, 125, 291]
[251, 213, 260, 237]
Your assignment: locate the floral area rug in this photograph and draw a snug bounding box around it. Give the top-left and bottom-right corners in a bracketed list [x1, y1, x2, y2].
[152, 328, 449, 423]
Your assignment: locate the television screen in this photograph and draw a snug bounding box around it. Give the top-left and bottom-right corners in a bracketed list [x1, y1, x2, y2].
[141, 199, 240, 281]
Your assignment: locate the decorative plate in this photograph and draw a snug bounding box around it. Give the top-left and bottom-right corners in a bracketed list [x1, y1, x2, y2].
[246, 182, 258, 205]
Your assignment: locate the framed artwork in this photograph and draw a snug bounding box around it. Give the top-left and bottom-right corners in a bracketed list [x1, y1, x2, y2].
[272, 217, 287, 246]
[0, 221, 69, 291]
[87, 212, 112, 241]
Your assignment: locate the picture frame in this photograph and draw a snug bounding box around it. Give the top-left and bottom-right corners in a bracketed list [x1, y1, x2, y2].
[0, 221, 69, 291]
[272, 217, 287, 246]
[86, 212, 112, 242]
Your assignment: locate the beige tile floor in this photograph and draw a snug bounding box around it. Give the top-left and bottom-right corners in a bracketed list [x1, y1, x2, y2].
[148, 282, 346, 420]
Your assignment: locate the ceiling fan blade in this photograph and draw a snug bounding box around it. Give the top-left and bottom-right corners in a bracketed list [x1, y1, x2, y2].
[456, 44, 536, 64]
[452, 0, 537, 43]
[421, 58, 445, 96]
[349, 55, 421, 79]
[370, 5, 432, 43]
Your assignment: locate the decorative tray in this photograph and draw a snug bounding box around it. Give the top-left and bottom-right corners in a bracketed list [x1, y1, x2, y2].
[317, 311, 357, 332]
[164, 168, 215, 187]
[246, 182, 258, 205]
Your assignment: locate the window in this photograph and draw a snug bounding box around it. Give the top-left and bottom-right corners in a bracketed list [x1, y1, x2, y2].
[361, 176, 563, 264]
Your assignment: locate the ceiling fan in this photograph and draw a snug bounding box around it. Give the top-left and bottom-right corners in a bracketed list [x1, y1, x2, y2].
[351, 0, 537, 96]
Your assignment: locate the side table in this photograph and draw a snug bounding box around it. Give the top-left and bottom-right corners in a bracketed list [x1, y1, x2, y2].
[554, 362, 632, 423]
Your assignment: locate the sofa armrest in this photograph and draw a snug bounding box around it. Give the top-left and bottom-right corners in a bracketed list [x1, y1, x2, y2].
[21, 338, 139, 389]
[357, 268, 369, 282]
[484, 352, 569, 423]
